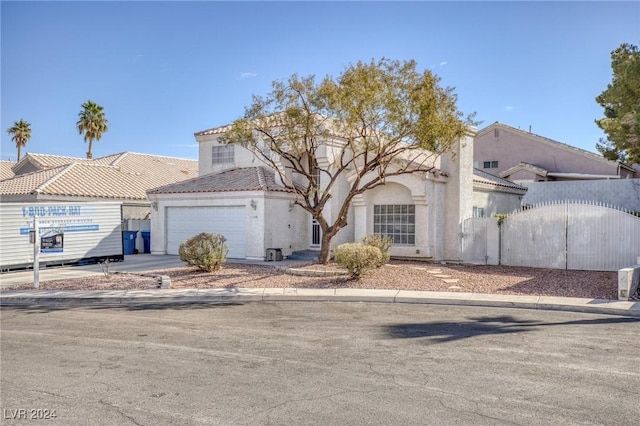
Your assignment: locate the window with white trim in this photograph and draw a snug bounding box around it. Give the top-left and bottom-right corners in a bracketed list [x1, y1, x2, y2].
[373, 205, 415, 245]
[473, 207, 486, 218]
[212, 145, 234, 165]
[483, 161, 498, 169]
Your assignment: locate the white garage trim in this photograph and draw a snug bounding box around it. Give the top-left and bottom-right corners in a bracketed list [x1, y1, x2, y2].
[166, 206, 246, 258]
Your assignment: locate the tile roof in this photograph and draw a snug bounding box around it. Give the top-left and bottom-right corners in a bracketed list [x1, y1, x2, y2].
[148, 167, 291, 194]
[0, 152, 198, 201]
[0, 161, 16, 180]
[0, 166, 66, 196]
[194, 113, 337, 138]
[473, 168, 527, 192]
[15, 153, 93, 171]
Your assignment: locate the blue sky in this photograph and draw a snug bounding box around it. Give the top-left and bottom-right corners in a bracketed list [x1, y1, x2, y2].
[2, 1, 639, 161]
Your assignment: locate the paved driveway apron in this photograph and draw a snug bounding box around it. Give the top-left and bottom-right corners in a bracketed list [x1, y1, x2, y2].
[1, 302, 638, 425]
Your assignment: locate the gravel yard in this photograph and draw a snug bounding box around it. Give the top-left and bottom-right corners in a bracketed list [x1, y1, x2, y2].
[3, 260, 619, 300]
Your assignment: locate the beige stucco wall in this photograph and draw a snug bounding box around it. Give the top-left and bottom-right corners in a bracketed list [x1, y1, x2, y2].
[474, 125, 621, 178]
[173, 127, 477, 261]
[354, 179, 431, 258]
[472, 187, 523, 216]
[197, 134, 262, 176]
[147, 191, 305, 259]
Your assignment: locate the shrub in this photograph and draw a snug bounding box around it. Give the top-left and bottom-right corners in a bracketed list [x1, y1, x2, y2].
[493, 213, 509, 226]
[334, 243, 382, 280]
[179, 232, 228, 272]
[362, 234, 392, 266]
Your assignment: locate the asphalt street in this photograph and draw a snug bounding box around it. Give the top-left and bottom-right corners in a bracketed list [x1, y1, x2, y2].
[1, 302, 639, 425]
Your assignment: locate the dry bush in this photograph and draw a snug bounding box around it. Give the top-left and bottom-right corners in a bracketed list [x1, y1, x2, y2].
[178, 233, 228, 272]
[334, 243, 382, 280]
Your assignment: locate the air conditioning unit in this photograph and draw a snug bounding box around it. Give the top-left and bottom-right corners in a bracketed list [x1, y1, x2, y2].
[266, 248, 283, 261]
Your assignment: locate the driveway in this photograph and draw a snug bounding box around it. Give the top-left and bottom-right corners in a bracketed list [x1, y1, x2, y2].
[1, 302, 638, 425]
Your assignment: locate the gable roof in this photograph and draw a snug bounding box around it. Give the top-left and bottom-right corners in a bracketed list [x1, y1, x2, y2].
[473, 168, 527, 192]
[0, 152, 198, 201]
[476, 122, 634, 171]
[0, 161, 16, 180]
[12, 153, 93, 174]
[148, 167, 291, 195]
[499, 162, 549, 179]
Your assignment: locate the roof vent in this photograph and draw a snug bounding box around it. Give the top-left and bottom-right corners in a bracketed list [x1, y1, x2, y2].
[494, 129, 499, 139]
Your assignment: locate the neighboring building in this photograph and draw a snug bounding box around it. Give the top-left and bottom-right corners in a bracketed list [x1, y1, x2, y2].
[147, 120, 523, 261]
[472, 168, 527, 217]
[0, 152, 198, 220]
[474, 122, 637, 183]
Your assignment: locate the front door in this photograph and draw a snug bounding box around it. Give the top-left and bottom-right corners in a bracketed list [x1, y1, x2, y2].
[310, 218, 321, 248]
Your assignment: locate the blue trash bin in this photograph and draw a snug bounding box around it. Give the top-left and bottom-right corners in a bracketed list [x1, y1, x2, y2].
[122, 231, 138, 255]
[141, 231, 151, 253]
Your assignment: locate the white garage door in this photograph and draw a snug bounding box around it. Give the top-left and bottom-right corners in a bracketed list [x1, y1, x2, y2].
[166, 206, 246, 258]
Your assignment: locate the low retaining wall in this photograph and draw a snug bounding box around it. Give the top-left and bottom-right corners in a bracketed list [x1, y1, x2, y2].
[618, 264, 640, 301]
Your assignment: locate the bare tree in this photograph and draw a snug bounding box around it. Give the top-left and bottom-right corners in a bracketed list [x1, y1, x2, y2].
[221, 59, 475, 263]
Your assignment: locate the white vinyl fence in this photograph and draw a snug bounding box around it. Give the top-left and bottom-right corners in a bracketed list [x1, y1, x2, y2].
[461, 201, 640, 271]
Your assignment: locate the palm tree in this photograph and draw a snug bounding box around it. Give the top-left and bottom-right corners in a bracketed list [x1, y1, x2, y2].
[77, 100, 109, 159]
[6, 119, 32, 162]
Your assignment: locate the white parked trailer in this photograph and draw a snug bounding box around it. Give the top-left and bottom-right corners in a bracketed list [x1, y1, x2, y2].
[0, 202, 124, 271]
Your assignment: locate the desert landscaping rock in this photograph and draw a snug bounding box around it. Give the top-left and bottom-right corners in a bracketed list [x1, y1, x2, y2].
[3, 260, 618, 300]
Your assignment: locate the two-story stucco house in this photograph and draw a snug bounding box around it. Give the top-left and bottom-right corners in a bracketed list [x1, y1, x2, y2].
[147, 121, 524, 261]
[474, 122, 637, 183]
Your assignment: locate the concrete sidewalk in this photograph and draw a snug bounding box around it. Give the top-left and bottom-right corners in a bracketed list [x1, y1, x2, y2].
[1, 254, 638, 317]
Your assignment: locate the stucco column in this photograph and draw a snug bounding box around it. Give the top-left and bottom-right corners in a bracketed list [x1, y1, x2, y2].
[412, 195, 429, 257]
[433, 181, 446, 260]
[352, 194, 367, 242]
[440, 133, 475, 260]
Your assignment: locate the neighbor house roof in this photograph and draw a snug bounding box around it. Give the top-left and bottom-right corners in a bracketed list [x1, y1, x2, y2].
[0, 161, 16, 180]
[476, 122, 635, 171]
[473, 168, 527, 193]
[0, 152, 198, 201]
[148, 167, 291, 195]
[12, 153, 93, 173]
[499, 162, 549, 179]
[500, 161, 624, 181]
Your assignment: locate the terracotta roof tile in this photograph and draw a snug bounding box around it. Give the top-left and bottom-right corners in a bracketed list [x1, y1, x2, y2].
[0, 152, 198, 200]
[148, 167, 290, 194]
[0, 166, 68, 196]
[473, 168, 527, 191]
[0, 161, 16, 180]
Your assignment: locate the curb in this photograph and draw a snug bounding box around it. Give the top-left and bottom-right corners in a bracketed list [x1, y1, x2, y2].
[1, 288, 639, 317]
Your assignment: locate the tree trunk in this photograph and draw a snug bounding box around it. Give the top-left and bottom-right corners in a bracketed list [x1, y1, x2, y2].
[86, 140, 93, 159]
[318, 233, 333, 264]
[17, 146, 21, 162]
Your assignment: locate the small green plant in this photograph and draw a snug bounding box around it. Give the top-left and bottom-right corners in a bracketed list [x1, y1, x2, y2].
[179, 232, 228, 272]
[362, 234, 393, 266]
[334, 243, 382, 280]
[494, 213, 508, 226]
